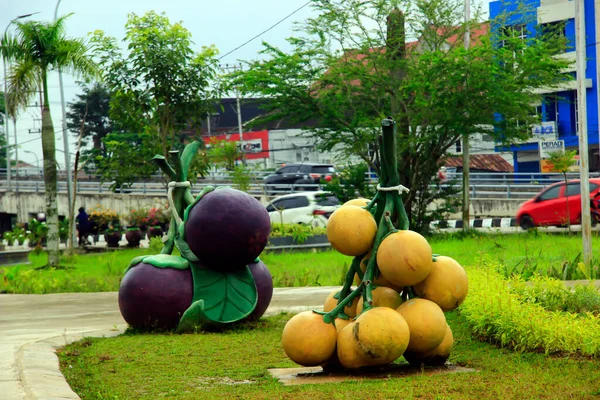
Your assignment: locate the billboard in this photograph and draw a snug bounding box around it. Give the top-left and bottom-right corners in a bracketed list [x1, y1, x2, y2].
[203, 130, 270, 160]
[539, 140, 564, 173]
[538, 140, 579, 173]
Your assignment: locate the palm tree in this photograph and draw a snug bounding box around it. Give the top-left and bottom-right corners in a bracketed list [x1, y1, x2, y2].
[1, 15, 97, 266]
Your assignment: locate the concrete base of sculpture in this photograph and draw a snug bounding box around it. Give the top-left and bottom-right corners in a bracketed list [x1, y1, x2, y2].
[268, 363, 476, 386]
[0, 249, 31, 266]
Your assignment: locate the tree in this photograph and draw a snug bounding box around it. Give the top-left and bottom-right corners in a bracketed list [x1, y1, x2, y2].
[548, 150, 578, 231]
[0, 90, 6, 169]
[1, 15, 97, 266]
[66, 82, 113, 171]
[90, 11, 220, 159]
[324, 163, 376, 203]
[207, 138, 241, 171]
[229, 0, 570, 232]
[95, 132, 160, 190]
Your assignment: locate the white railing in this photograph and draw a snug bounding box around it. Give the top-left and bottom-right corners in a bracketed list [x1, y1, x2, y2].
[1, 171, 598, 199]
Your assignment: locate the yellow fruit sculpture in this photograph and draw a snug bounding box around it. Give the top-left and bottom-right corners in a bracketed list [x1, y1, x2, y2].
[413, 256, 468, 311]
[281, 117, 468, 371]
[281, 311, 337, 366]
[358, 251, 401, 291]
[324, 289, 359, 318]
[343, 198, 370, 207]
[355, 286, 403, 315]
[377, 230, 433, 287]
[326, 205, 377, 256]
[397, 298, 447, 353]
[336, 321, 364, 369]
[404, 324, 453, 366]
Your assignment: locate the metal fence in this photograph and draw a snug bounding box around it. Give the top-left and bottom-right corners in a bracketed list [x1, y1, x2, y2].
[1, 171, 599, 199]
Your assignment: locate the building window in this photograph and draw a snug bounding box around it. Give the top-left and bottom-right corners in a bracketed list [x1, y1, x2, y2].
[456, 139, 462, 153]
[296, 151, 302, 162]
[543, 95, 558, 122]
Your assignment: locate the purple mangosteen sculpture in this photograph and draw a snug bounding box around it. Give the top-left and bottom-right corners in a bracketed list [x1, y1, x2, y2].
[118, 142, 273, 332]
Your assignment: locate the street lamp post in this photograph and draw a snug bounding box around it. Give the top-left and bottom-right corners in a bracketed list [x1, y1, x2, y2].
[24, 149, 40, 171]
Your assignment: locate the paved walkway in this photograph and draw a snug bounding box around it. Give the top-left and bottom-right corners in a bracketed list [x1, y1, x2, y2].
[0, 287, 336, 400]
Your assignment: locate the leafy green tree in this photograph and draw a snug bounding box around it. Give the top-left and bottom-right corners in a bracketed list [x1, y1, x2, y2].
[96, 132, 159, 190]
[90, 11, 220, 158]
[207, 138, 241, 171]
[229, 0, 570, 232]
[324, 163, 376, 203]
[1, 15, 97, 266]
[548, 150, 578, 231]
[0, 90, 6, 169]
[66, 82, 113, 171]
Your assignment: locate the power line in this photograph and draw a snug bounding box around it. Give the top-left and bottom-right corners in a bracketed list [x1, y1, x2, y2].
[218, 1, 311, 61]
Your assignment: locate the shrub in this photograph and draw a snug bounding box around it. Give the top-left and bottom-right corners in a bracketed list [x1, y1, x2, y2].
[26, 218, 48, 248]
[461, 260, 600, 356]
[2, 225, 26, 246]
[89, 205, 120, 228]
[324, 162, 375, 203]
[125, 207, 150, 228]
[270, 223, 326, 243]
[59, 219, 70, 242]
[147, 205, 169, 227]
[510, 275, 600, 315]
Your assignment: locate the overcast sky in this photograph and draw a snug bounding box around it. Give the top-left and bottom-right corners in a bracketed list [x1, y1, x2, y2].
[0, 0, 489, 168]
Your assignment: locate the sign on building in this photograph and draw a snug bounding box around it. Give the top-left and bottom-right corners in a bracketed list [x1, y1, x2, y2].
[238, 139, 263, 153]
[532, 121, 558, 141]
[539, 140, 565, 172]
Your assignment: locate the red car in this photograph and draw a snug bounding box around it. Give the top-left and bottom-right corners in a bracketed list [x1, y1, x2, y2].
[516, 179, 600, 230]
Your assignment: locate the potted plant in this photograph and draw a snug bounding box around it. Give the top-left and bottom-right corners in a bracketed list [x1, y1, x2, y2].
[125, 207, 149, 247]
[2, 225, 26, 247]
[26, 218, 48, 249]
[89, 205, 119, 233]
[59, 218, 69, 244]
[89, 205, 122, 248]
[147, 205, 169, 238]
[104, 222, 123, 248]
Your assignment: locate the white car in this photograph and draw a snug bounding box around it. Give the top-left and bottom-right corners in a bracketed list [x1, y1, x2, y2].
[265, 191, 340, 227]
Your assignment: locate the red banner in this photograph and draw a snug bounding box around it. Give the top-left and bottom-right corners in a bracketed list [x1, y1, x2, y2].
[203, 130, 269, 160]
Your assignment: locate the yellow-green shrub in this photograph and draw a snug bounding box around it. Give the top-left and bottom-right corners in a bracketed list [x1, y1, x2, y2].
[461, 262, 600, 356]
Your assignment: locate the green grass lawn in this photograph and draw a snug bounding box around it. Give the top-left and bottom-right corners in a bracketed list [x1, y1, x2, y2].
[3, 232, 600, 294]
[58, 311, 600, 399]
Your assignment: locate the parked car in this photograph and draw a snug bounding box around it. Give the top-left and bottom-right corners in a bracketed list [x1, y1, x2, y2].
[263, 163, 335, 194]
[516, 179, 600, 230]
[266, 191, 340, 227]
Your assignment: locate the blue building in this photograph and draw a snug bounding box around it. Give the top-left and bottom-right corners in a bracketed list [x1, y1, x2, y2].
[490, 0, 600, 172]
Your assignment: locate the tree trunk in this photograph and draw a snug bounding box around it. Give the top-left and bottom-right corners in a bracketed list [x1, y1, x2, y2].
[41, 71, 60, 266]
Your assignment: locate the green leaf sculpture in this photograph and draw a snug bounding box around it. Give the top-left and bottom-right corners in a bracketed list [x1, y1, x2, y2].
[176, 266, 258, 332]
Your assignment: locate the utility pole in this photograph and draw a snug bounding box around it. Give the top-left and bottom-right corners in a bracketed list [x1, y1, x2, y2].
[462, 0, 471, 231]
[223, 63, 246, 163]
[55, 0, 76, 247]
[575, 0, 592, 267]
[595, 0, 600, 172]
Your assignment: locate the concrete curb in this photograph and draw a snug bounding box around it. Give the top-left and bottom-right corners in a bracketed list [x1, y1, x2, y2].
[17, 328, 125, 400]
[14, 287, 336, 400]
[430, 217, 518, 230]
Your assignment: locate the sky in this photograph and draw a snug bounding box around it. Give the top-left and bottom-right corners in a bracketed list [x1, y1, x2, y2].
[0, 0, 490, 169]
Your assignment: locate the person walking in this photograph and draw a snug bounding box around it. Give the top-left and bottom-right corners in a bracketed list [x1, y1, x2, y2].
[76, 207, 91, 246]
